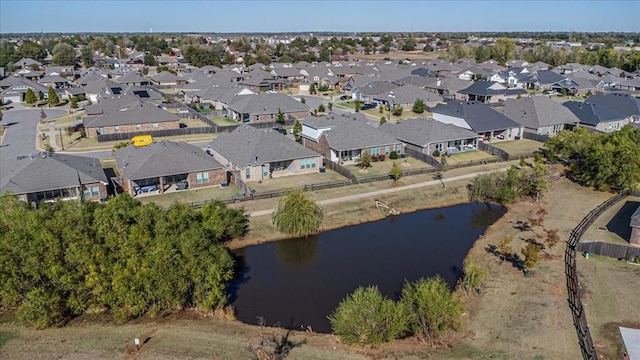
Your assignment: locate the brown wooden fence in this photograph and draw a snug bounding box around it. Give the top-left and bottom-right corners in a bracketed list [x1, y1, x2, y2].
[576, 241, 640, 260]
[564, 190, 629, 360]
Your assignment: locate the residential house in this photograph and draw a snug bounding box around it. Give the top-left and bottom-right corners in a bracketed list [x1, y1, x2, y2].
[83, 79, 124, 103]
[423, 76, 472, 100]
[520, 70, 567, 90]
[0, 77, 48, 104]
[431, 100, 524, 141]
[490, 67, 531, 87]
[457, 66, 491, 81]
[300, 112, 404, 164]
[379, 118, 481, 156]
[37, 75, 70, 89]
[563, 101, 631, 132]
[351, 81, 398, 102]
[458, 81, 528, 103]
[373, 84, 444, 109]
[584, 93, 640, 122]
[84, 101, 180, 138]
[208, 125, 323, 182]
[114, 141, 225, 197]
[0, 152, 108, 203]
[113, 72, 150, 86]
[14, 58, 42, 70]
[225, 92, 310, 123]
[150, 71, 187, 87]
[496, 96, 579, 136]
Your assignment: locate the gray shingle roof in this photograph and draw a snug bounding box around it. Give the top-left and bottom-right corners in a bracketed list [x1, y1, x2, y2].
[302, 112, 401, 151]
[151, 71, 182, 83]
[562, 101, 627, 126]
[208, 125, 320, 168]
[459, 80, 528, 96]
[228, 93, 309, 115]
[85, 102, 179, 127]
[114, 141, 222, 180]
[631, 205, 640, 228]
[585, 93, 640, 117]
[496, 96, 580, 130]
[0, 152, 107, 195]
[84, 95, 140, 115]
[432, 100, 522, 133]
[379, 118, 479, 148]
[374, 84, 443, 104]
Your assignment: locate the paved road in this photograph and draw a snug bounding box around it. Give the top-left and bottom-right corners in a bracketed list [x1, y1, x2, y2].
[246, 166, 509, 217]
[0, 109, 67, 161]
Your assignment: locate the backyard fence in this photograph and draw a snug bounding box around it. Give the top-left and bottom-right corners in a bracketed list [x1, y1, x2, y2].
[523, 132, 551, 142]
[576, 241, 640, 260]
[478, 141, 510, 160]
[564, 190, 630, 360]
[405, 147, 442, 169]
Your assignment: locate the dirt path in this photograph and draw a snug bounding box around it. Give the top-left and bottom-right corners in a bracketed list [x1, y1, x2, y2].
[460, 178, 614, 359]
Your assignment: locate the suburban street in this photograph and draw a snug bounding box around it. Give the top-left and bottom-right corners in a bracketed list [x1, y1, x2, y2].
[0, 108, 67, 161]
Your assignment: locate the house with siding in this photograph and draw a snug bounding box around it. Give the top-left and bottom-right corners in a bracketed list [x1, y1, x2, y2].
[431, 100, 524, 141]
[84, 101, 180, 138]
[496, 96, 579, 136]
[584, 93, 640, 122]
[0, 77, 48, 104]
[0, 152, 108, 203]
[373, 84, 444, 109]
[458, 81, 528, 103]
[350, 81, 398, 103]
[563, 101, 631, 132]
[208, 125, 322, 182]
[379, 118, 481, 156]
[301, 112, 404, 165]
[114, 141, 225, 197]
[225, 92, 310, 123]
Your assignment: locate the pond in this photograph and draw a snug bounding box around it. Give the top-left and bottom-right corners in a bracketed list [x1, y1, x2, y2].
[229, 202, 505, 333]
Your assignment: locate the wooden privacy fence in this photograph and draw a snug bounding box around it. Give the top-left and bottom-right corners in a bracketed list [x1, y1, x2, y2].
[576, 241, 640, 260]
[564, 190, 629, 360]
[404, 147, 442, 169]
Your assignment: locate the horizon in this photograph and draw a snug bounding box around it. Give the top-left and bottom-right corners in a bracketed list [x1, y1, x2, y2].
[1, 0, 639, 34]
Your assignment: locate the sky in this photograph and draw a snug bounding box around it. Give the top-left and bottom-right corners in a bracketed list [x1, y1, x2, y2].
[1, 0, 639, 33]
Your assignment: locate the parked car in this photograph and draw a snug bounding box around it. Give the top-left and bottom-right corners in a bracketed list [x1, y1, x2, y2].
[360, 102, 377, 110]
[273, 127, 287, 135]
[339, 94, 349, 100]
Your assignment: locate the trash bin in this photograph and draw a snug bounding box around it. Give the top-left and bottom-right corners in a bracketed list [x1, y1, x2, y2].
[319, 167, 326, 173]
[524, 269, 531, 277]
[584, 252, 590, 259]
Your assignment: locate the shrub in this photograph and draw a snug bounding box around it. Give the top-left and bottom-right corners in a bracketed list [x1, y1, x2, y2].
[389, 151, 399, 160]
[432, 150, 441, 157]
[379, 154, 385, 161]
[371, 154, 379, 162]
[328, 286, 409, 347]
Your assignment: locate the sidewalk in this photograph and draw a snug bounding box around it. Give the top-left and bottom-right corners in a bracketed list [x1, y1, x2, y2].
[246, 166, 509, 217]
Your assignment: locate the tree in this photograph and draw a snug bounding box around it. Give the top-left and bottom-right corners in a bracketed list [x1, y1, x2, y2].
[327, 102, 333, 111]
[436, 156, 449, 189]
[379, 116, 387, 125]
[389, 161, 402, 184]
[356, 150, 372, 169]
[276, 108, 285, 125]
[272, 190, 323, 237]
[328, 286, 409, 347]
[80, 46, 93, 66]
[392, 104, 404, 118]
[299, 96, 306, 104]
[47, 87, 59, 107]
[497, 237, 513, 263]
[143, 53, 157, 66]
[69, 96, 78, 109]
[401, 277, 464, 343]
[51, 43, 76, 66]
[412, 99, 426, 113]
[24, 88, 37, 105]
[354, 99, 362, 112]
[293, 119, 302, 142]
[317, 104, 325, 113]
[309, 83, 316, 94]
[521, 243, 542, 269]
[18, 40, 47, 62]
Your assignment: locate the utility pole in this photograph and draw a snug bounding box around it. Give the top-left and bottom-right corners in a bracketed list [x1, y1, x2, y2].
[58, 127, 64, 150]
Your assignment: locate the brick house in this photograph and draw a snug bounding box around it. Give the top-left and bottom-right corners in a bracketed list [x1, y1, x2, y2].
[225, 92, 310, 123]
[0, 152, 109, 203]
[208, 125, 323, 182]
[496, 96, 579, 136]
[84, 101, 180, 138]
[114, 141, 225, 197]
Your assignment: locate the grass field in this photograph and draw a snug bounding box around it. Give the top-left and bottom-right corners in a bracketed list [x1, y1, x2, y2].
[491, 139, 545, 154]
[179, 117, 212, 128]
[581, 195, 640, 245]
[248, 170, 348, 193]
[137, 184, 242, 208]
[347, 156, 430, 177]
[444, 150, 497, 165]
[210, 116, 239, 126]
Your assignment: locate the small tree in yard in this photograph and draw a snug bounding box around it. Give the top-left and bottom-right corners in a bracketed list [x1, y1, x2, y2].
[497, 237, 513, 263]
[459, 258, 487, 295]
[401, 276, 464, 343]
[25, 88, 37, 105]
[276, 108, 285, 126]
[299, 96, 306, 104]
[389, 161, 402, 184]
[317, 104, 325, 113]
[328, 286, 409, 347]
[69, 96, 78, 109]
[412, 98, 426, 113]
[272, 190, 323, 237]
[522, 243, 542, 269]
[392, 104, 404, 118]
[380, 116, 387, 125]
[354, 99, 362, 112]
[293, 120, 302, 142]
[47, 87, 59, 107]
[436, 156, 449, 189]
[309, 83, 316, 94]
[328, 102, 333, 111]
[356, 151, 372, 169]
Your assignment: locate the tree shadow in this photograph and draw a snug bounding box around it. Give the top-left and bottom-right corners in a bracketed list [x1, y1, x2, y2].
[605, 200, 639, 243]
[485, 244, 525, 270]
[512, 220, 532, 232]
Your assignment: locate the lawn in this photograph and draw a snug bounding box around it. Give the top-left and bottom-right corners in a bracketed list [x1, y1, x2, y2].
[210, 116, 239, 126]
[137, 183, 242, 209]
[581, 195, 640, 246]
[491, 139, 545, 155]
[56, 132, 219, 152]
[363, 108, 433, 122]
[347, 156, 430, 178]
[247, 169, 348, 193]
[279, 88, 299, 95]
[179, 117, 212, 128]
[45, 110, 84, 125]
[442, 150, 498, 165]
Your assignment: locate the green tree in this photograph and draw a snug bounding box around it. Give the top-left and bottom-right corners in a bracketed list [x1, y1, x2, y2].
[412, 98, 426, 113]
[354, 99, 362, 112]
[317, 104, 325, 113]
[299, 96, 306, 104]
[276, 108, 285, 125]
[80, 46, 93, 66]
[47, 87, 59, 107]
[389, 161, 402, 184]
[51, 42, 76, 66]
[69, 96, 78, 109]
[380, 116, 387, 125]
[272, 190, 323, 237]
[293, 119, 302, 142]
[143, 53, 157, 66]
[309, 83, 316, 94]
[328, 102, 333, 111]
[436, 156, 449, 189]
[521, 243, 542, 269]
[328, 286, 409, 347]
[18, 40, 47, 62]
[392, 104, 404, 118]
[459, 258, 487, 295]
[24, 88, 37, 105]
[401, 277, 464, 343]
[356, 150, 372, 169]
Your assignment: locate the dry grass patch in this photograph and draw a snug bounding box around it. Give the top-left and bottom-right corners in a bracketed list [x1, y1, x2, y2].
[347, 157, 430, 177]
[443, 151, 497, 165]
[179, 117, 212, 128]
[137, 184, 242, 208]
[581, 196, 640, 246]
[248, 170, 348, 193]
[491, 139, 545, 155]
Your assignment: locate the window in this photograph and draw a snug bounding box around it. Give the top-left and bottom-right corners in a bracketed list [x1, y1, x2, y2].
[369, 147, 380, 156]
[114, 126, 120, 133]
[385, 146, 390, 155]
[83, 186, 100, 198]
[152, 122, 159, 128]
[245, 168, 251, 179]
[300, 159, 306, 170]
[310, 158, 316, 168]
[196, 172, 209, 184]
[136, 124, 142, 130]
[435, 143, 443, 152]
[98, 127, 104, 134]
